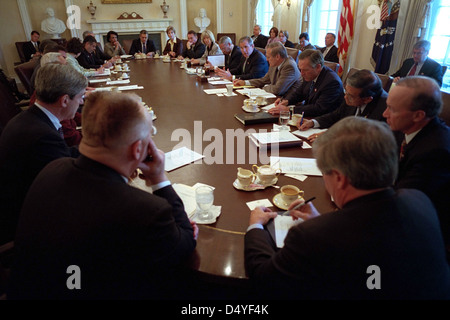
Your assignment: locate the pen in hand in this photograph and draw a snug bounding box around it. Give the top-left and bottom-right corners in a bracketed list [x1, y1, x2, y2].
[278, 196, 316, 216]
[299, 111, 305, 126]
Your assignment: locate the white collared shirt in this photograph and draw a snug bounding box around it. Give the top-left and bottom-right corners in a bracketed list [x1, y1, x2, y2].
[34, 102, 62, 131]
[405, 129, 421, 144]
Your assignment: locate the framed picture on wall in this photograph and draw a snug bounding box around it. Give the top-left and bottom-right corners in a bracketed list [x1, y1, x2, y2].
[101, 0, 152, 3]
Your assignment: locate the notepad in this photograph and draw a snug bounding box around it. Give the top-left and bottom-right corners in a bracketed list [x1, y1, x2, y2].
[207, 55, 225, 67]
[270, 156, 322, 176]
[164, 147, 204, 172]
[249, 131, 303, 149]
[292, 128, 327, 139]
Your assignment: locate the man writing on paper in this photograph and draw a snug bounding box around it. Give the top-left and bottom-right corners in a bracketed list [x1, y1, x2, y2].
[234, 42, 300, 97]
[383, 76, 450, 259]
[8, 91, 198, 299]
[244, 117, 450, 299]
[268, 49, 344, 117]
[298, 69, 387, 143]
[215, 36, 268, 81]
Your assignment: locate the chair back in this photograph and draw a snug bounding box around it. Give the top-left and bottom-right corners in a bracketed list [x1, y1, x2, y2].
[376, 73, 394, 92]
[14, 60, 37, 96]
[0, 241, 14, 300]
[122, 39, 133, 55]
[15, 42, 28, 64]
[440, 91, 450, 126]
[0, 81, 22, 134]
[323, 60, 340, 73]
[255, 47, 266, 57]
[217, 33, 236, 45]
[285, 47, 300, 63]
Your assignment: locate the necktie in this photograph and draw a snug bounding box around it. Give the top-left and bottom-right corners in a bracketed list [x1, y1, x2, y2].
[308, 81, 315, 96]
[355, 107, 361, 117]
[408, 63, 418, 76]
[34, 42, 39, 51]
[142, 42, 146, 53]
[242, 58, 248, 73]
[399, 137, 407, 160]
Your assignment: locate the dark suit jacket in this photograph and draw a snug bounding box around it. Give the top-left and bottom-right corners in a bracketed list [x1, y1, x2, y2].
[283, 40, 295, 48]
[245, 188, 450, 299]
[230, 49, 268, 80]
[181, 40, 206, 59]
[252, 34, 269, 49]
[163, 37, 183, 56]
[8, 155, 196, 299]
[22, 41, 40, 61]
[395, 117, 450, 246]
[391, 57, 443, 87]
[129, 38, 157, 56]
[315, 90, 388, 128]
[225, 45, 242, 71]
[0, 105, 79, 245]
[76, 49, 104, 69]
[285, 65, 344, 117]
[320, 45, 339, 63]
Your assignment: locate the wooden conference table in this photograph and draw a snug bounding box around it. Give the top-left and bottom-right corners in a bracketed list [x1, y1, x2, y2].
[99, 58, 336, 286]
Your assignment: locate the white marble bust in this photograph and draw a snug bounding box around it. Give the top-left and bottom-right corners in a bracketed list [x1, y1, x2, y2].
[41, 7, 66, 38]
[194, 8, 210, 33]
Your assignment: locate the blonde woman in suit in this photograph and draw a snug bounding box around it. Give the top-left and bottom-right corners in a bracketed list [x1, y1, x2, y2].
[191, 30, 222, 66]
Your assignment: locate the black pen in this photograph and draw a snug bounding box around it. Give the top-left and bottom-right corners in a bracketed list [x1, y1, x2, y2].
[278, 196, 316, 216]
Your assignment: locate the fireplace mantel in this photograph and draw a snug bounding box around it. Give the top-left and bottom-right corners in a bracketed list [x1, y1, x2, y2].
[87, 18, 173, 47]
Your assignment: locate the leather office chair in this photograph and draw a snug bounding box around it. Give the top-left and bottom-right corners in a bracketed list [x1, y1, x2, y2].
[15, 41, 28, 64]
[376, 73, 394, 92]
[440, 91, 450, 126]
[0, 241, 14, 300]
[255, 47, 266, 57]
[285, 47, 300, 63]
[122, 39, 133, 55]
[0, 81, 23, 135]
[217, 33, 236, 45]
[14, 59, 37, 96]
[323, 60, 340, 73]
[343, 67, 359, 87]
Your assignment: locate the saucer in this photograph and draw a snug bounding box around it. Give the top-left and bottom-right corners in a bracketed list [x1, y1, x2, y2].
[272, 193, 303, 210]
[242, 105, 260, 113]
[233, 179, 266, 191]
[255, 177, 278, 187]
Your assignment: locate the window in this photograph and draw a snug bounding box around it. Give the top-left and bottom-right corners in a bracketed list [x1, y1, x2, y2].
[428, 0, 450, 92]
[309, 0, 341, 47]
[256, 0, 274, 36]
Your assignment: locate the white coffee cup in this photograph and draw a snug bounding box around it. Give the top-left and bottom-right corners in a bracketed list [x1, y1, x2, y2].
[237, 168, 255, 186]
[280, 185, 304, 205]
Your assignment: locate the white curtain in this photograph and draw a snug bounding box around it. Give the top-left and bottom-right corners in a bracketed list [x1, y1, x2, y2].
[271, 0, 278, 27]
[389, 0, 433, 74]
[301, 0, 315, 33]
[249, 0, 260, 30]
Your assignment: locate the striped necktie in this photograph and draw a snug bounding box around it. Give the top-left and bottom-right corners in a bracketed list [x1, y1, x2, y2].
[399, 136, 407, 160]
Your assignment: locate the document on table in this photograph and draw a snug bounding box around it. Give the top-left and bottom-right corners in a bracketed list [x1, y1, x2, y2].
[208, 80, 232, 85]
[236, 88, 277, 98]
[270, 156, 322, 176]
[203, 88, 227, 95]
[273, 216, 303, 248]
[292, 128, 327, 139]
[89, 78, 110, 83]
[164, 147, 205, 172]
[93, 69, 111, 76]
[207, 55, 225, 67]
[106, 79, 130, 85]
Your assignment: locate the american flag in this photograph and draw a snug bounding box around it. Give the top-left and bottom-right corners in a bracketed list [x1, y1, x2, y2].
[337, 0, 355, 77]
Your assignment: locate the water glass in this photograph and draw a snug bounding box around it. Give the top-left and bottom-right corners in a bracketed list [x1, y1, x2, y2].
[279, 110, 290, 130]
[195, 186, 214, 221]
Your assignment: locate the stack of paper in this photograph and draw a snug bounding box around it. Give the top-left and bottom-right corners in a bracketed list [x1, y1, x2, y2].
[292, 128, 327, 139]
[164, 147, 204, 172]
[270, 156, 322, 176]
[236, 88, 277, 98]
[249, 131, 303, 149]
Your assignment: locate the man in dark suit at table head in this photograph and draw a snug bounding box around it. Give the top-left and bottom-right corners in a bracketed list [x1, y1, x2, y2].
[299, 69, 388, 143]
[129, 29, 157, 57]
[22, 30, 41, 61]
[391, 40, 443, 87]
[8, 91, 198, 299]
[0, 64, 86, 246]
[319, 32, 339, 63]
[216, 36, 268, 81]
[245, 116, 450, 299]
[235, 42, 300, 97]
[269, 49, 344, 117]
[251, 24, 269, 49]
[179, 30, 206, 60]
[383, 76, 450, 258]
